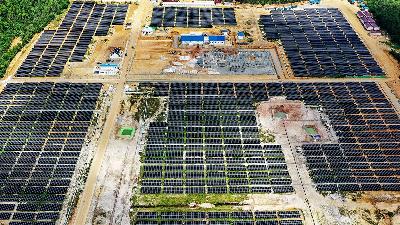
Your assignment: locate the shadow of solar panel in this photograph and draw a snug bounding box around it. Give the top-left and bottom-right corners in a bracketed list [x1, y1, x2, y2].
[224, 20, 237, 25]
[150, 17, 162, 27]
[176, 7, 187, 17]
[200, 20, 212, 28]
[223, 9, 237, 25]
[200, 8, 211, 20]
[212, 17, 224, 25]
[188, 7, 199, 17]
[188, 18, 200, 27]
[175, 17, 187, 27]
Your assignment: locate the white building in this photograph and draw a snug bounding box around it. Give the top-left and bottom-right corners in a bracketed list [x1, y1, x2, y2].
[94, 63, 119, 76]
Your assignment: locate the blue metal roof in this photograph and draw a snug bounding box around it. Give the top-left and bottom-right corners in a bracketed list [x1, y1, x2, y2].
[208, 35, 225, 41]
[181, 35, 204, 42]
[237, 32, 245, 37]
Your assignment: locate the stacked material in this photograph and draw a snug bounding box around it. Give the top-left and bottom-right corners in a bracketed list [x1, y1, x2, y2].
[357, 11, 380, 31]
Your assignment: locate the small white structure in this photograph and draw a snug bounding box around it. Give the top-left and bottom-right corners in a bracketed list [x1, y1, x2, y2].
[237, 32, 245, 40]
[142, 26, 154, 36]
[109, 48, 123, 61]
[179, 55, 191, 61]
[163, 67, 177, 73]
[94, 63, 119, 76]
[221, 29, 229, 36]
[125, 23, 132, 30]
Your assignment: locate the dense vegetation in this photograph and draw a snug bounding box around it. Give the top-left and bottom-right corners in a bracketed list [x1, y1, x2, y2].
[368, 0, 400, 61]
[0, 0, 69, 77]
[239, 0, 302, 5]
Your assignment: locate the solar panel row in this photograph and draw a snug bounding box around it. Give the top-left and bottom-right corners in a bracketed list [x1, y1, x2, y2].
[259, 8, 384, 77]
[15, 2, 128, 78]
[138, 82, 400, 193]
[0, 82, 102, 224]
[150, 7, 236, 27]
[134, 210, 303, 225]
[138, 82, 294, 195]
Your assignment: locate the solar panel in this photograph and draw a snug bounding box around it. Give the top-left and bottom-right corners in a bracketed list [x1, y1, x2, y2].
[134, 211, 304, 225]
[0, 82, 102, 224]
[15, 2, 124, 77]
[138, 83, 293, 194]
[150, 7, 236, 27]
[259, 8, 384, 77]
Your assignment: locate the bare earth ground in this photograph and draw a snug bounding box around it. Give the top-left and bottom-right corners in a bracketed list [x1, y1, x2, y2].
[132, 38, 173, 74]
[130, 5, 287, 78]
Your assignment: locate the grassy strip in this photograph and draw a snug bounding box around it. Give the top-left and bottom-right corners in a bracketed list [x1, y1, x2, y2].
[132, 193, 248, 208]
[132, 205, 240, 213]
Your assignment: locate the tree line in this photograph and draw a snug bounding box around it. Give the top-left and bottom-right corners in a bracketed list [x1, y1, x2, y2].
[0, 0, 69, 77]
[367, 0, 400, 61]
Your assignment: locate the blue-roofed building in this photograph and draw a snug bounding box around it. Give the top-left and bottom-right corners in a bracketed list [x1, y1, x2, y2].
[181, 35, 205, 45]
[94, 63, 120, 75]
[181, 34, 226, 45]
[237, 32, 245, 40]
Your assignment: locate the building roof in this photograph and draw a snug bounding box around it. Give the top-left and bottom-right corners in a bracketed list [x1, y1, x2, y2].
[237, 32, 245, 37]
[208, 35, 225, 41]
[181, 35, 204, 42]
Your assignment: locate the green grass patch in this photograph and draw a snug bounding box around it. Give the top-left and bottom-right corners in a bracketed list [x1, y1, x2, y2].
[118, 127, 135, 139]
[304, 126, 318, 135]
[133, 97, 161, 121]
[133, 193, 248, 208]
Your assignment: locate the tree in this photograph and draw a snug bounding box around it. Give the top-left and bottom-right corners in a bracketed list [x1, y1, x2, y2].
[0, 0, 69, 77]
[368, 0, 400, 44]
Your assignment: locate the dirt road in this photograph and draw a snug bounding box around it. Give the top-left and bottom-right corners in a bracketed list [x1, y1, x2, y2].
[71, 81, 124, 225]
[70, 0, 150, 224]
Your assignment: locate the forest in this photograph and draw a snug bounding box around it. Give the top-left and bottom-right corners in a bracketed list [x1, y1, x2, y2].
[367, 0, 400, 60]
[0, 0, 69, 77]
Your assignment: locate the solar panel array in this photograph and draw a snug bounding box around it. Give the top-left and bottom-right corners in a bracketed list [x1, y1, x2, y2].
[139, 82, 400, 193]
[0, 82, 102, 224]
[134, 210, 303, 225]
[259, 8, 384, 77]
[16, 2, 128, 78]
[138, 83, 294, 195]
[150, 7, 237, 27]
